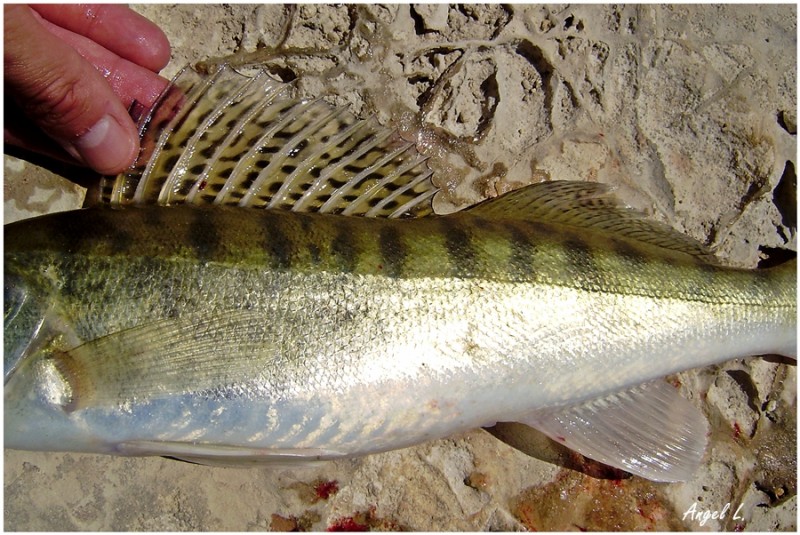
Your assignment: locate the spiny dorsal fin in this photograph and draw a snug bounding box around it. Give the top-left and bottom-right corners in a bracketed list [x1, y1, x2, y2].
[100, 64, 436, 218]
[467, 180, 716, 261]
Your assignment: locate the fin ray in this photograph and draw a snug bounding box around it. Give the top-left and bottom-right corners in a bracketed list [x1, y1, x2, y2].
[517, 381, 709, 482]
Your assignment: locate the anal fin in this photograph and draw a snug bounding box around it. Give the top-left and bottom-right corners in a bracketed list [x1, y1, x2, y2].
[515, 381, 709, 482]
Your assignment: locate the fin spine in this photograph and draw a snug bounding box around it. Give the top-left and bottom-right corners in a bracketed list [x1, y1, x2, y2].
[160, 69, 253, 205]
[216, 98, 317, 204]
[135, 67, 223, 204]
[365, 158, 433, 218]
[263, 104, 350, 209]
[291, 118, 379, 213]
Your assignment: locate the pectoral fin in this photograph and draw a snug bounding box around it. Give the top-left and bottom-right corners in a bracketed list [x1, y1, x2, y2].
[49, 309, 282, 412]
[516, 381, 708, 482]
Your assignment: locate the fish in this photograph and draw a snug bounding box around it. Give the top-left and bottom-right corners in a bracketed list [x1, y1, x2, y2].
[4, 65, 796, 482]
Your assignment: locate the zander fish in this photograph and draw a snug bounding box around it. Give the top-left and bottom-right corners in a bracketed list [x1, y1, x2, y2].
[4, 65, 796, 482]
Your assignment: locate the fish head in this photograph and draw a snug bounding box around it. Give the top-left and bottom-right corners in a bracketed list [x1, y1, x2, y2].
[4, 260, 98, 452]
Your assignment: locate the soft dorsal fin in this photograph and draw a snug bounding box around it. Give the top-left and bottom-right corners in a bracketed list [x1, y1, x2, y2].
[467, 181, 716, 261]
[99, 64, 436, 218]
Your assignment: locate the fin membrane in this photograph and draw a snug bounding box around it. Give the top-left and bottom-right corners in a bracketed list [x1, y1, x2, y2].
[467, 181, 716, 261]
[516, 380, 709, 482]
[100, 64, 436, 218]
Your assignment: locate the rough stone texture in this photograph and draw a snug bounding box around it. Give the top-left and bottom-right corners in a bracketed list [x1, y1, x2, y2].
[4, 4, 796, 531]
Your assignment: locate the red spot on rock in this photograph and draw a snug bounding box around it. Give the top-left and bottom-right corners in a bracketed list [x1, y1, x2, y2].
[733, 422, 742, 439]
[315, 480, 339, 500]
[327, 517, 368, 531]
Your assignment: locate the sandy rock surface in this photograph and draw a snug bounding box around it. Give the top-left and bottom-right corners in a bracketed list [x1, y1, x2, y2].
[4, 4, 796, 531]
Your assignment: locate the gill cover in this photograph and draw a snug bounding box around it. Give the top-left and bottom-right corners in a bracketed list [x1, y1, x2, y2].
[3, 269, 54, 384]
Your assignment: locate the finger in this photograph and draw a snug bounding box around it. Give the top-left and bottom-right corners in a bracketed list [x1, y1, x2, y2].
[5, 103, 84, 167]
[4, 5, 139, 175]
[37, 15, 169, 110]
[30, 4, 171, 72]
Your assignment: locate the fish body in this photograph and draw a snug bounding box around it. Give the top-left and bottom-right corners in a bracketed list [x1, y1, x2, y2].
[5, 199, 795, 478]
[4, 65, 796, 481]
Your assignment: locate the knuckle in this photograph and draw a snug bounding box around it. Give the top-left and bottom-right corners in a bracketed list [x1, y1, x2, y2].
[25, 75, 94, 135]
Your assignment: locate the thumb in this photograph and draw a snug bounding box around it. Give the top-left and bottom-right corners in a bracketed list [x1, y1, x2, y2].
[4, 5, 139, 175]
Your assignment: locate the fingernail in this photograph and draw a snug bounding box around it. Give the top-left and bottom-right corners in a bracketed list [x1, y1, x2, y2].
[68, 115, 137, 174]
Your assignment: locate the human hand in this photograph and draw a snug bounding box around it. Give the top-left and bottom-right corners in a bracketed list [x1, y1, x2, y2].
[4, 4, 171, 174]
